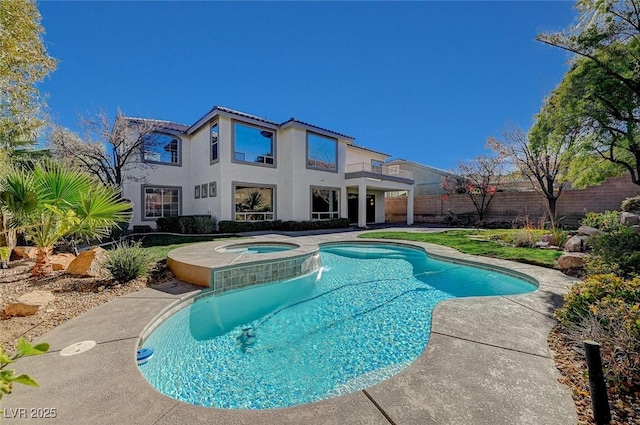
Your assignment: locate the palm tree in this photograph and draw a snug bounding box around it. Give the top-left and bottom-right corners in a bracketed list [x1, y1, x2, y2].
[0, 161, 131, 276]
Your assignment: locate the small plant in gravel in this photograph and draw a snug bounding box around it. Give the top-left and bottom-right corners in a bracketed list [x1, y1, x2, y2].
[105, 241, 155, 283]
[1, 339, 49, 416]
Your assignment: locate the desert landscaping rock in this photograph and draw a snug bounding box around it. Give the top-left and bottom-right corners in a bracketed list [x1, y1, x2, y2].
[10, 246, 38, 261]
[564, 235, 589, 252]
[621, 211, 640, 226]
[576, 225, 601, 236]
[558, 252, 587, 269]
[67, 247, 109, 277]
[50, 253, 76, 271]
[4, 302, 40, 317]
[4, 290, 56, 317]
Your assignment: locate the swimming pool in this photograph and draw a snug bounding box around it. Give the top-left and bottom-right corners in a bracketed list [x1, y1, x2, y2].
[139, 243, 536, 409]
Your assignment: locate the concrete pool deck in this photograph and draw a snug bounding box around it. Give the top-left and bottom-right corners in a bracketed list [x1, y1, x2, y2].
[7, 229, 578, 424]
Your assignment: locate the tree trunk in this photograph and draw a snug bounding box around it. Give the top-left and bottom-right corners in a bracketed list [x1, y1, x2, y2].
[0, 211, 17, 249]
[546, 197, 558, 229]
[31, 246, 53, 277]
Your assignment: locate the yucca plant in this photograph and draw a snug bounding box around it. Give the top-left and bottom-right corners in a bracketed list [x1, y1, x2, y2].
[0, 160, 132, 276]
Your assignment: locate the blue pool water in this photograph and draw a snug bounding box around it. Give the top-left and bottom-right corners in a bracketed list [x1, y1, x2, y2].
[139, 243, 535, 409]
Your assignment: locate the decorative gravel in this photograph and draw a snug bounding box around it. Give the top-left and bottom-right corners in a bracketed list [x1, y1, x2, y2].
[548, 325, 640, 424]
[0, 259, 173, 353]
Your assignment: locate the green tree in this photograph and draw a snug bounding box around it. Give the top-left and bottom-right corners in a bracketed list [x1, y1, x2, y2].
[0, 161, 132, 276]
[0, 0, 57, 250]
[0, 0, 57, 150]
[537, 0, 640, 186]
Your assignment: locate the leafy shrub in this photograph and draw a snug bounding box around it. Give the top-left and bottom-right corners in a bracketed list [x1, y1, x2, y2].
[550, 228, 568, 247]
[559, 276, 640, 386]
[190, 216, 216, 233]
[217, 218, 350, 233]
[1, 339, 49, 416]
[588, 227, 640, 278]
[109, 221, 130, 240]
[0, 246, 10, 262]
[568, 298, 640, 386]
[156, 216, 180, 232]
[580, 210, 622, 232]
[105, 241, 156, 283]
[511, 229, 538, 247]
[156, 215, 216, 234]
[556, 274, 640, 324]
[621, 195, 640, 213]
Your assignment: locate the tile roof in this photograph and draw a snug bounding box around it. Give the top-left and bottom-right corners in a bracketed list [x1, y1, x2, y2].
[386, 158, 456, 176]
[128, 106, 355, 143]
[347, 143, 390, 157]
[279, 118, 354, 140]
[122, 116, 190, 133]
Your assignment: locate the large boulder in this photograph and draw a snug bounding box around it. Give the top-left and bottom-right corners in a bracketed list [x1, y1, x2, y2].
[4, 290, 55, 317]
[564, 235, 589, 252]
[621, 212, 640, 226]
[558, 253, 587, 270]
[66, 247, 109, 277]
[577, 226, 601, 236]
[10, 246, 38, 260]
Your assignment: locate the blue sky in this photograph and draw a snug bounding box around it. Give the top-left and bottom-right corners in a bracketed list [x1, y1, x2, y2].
[38, 1, 577, 170]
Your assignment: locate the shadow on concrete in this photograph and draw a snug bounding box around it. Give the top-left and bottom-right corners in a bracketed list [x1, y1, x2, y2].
[149, 280, 202, 295]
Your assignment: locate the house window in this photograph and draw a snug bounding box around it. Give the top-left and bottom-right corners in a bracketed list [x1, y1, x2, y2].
[233, 122, 274, 165]
[194, 185, 200, 199]
[142, 133, 181, 165]
[209, 181, 217, 197]
[210, 122, 219, 163]
[307, 132, 337, 171]
[371, 159, 384, 173]
[311, 188, 340, 220]
[234, 185, 275, 221]
[143, 186, 180, 219]
[201, 183, 208, 198]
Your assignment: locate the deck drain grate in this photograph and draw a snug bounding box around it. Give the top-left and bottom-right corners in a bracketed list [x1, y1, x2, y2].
[60, 340, 96, 356]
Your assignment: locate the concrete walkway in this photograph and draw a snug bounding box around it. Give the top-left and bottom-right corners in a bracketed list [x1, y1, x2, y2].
[7, 230, 577, 424]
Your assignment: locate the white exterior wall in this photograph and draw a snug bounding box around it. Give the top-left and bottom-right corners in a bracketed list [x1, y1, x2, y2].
[345, 146, 387, 166]
[122, 112, 407, 228]
[121, 130, 193, 228]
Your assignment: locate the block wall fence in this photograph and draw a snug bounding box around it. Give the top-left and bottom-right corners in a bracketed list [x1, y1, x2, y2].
[385, 174, 639, 228]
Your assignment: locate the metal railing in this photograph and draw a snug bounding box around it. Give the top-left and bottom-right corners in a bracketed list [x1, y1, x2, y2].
[344, 162, 414, 180]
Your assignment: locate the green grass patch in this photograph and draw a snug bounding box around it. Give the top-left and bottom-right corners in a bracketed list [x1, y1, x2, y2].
[359, 230, 562, 268]
[123, 234, 243, 262]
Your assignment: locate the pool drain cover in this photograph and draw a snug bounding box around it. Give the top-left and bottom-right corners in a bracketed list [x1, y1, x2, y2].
[60, 340, 96, 356]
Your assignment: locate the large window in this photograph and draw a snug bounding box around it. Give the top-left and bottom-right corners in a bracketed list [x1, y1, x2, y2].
[142, 133, 181, 165]
[234, 185, 275, 221]
[143, 186, 180, 219]
[210, 122, 219, 163]
[307, 132, 337, 171]
[311, 188, 340, 220]
[233, 123, 274, 165]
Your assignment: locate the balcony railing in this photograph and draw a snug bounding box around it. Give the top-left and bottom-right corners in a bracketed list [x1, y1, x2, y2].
[344, 162, 414, 181]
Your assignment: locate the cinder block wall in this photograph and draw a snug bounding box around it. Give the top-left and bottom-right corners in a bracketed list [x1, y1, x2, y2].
[386, 174, 639, 227]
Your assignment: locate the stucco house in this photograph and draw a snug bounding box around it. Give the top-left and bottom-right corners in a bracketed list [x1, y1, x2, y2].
[121, 106, 414, 229]
[384, 158, 456, 196]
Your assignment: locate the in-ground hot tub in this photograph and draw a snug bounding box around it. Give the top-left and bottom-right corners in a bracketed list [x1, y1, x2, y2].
[216, 242, 299, 254]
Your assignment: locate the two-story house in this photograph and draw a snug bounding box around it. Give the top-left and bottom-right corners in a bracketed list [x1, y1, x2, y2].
[121, 106, 414, 229]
